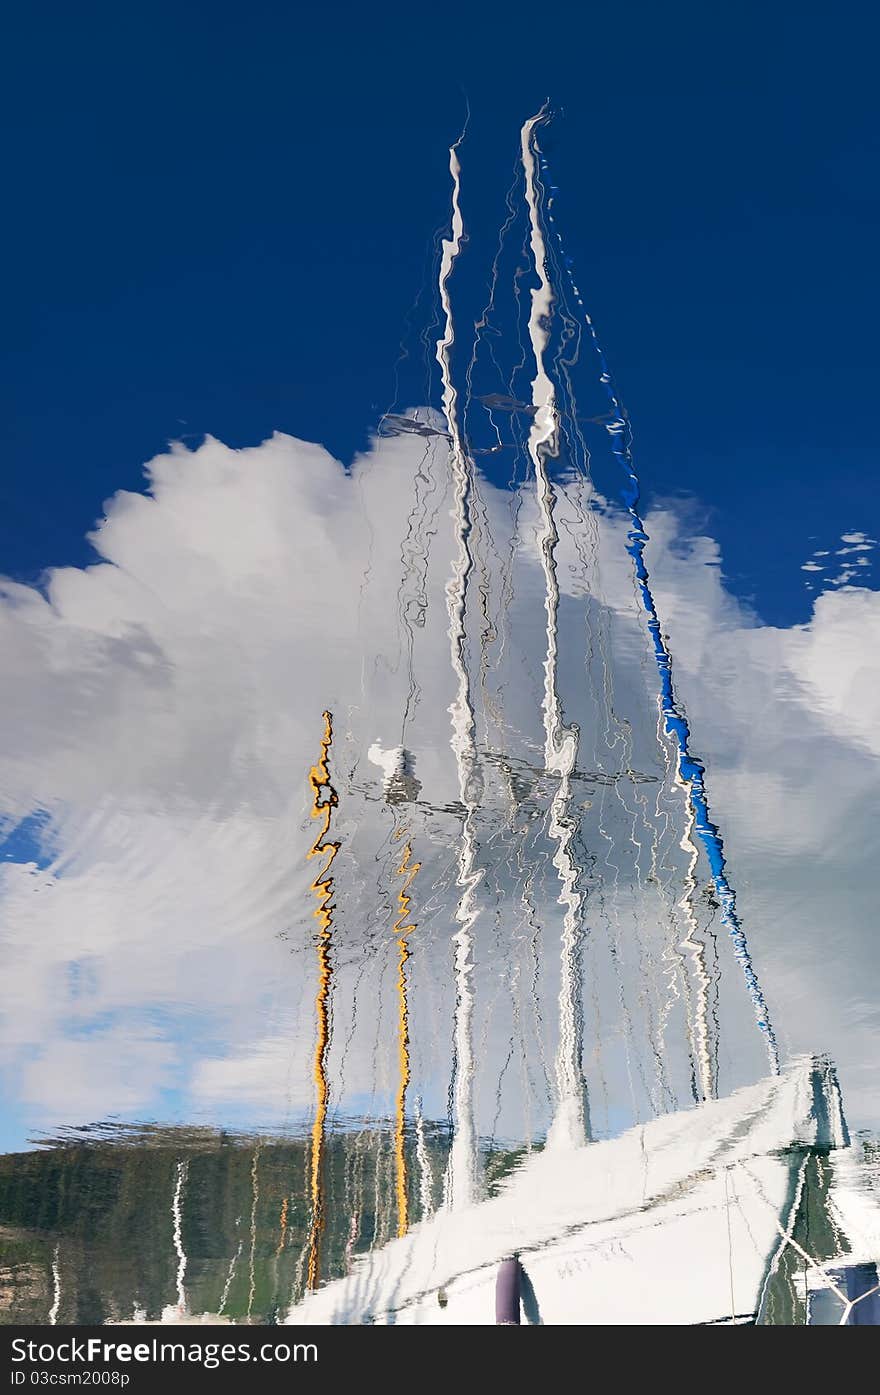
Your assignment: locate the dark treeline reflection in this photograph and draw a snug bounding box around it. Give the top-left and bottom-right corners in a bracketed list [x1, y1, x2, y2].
[0, 1125, 443, 1323]
[0, 1125, 876, 1325]
[0, 1124, 531, 1324]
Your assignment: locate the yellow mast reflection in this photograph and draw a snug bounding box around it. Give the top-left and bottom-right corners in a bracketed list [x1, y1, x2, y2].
[276, 1196, 289, 1259]
[392, 831, 420, 1237]
[306, 710, 339, 1290]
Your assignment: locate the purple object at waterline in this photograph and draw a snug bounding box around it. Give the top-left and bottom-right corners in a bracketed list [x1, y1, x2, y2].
[496, 1256, 522, 1325]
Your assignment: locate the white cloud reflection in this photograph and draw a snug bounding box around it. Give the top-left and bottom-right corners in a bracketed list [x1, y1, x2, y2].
[0, 429, 878, 1147]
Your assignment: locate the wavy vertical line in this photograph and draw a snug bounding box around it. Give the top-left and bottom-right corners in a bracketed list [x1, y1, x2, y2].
[171, 1159, 188, 1313]
[492, 770, 545, 1146]
[344, 1131, 368, 1274]
[306, 711, 340, 1288]
[519, 849, 554, 1114]
[650, 685, 705, 1105]
[537, 140, 780, 1075]
[615, 417, 779, 1073]
[541, 163, 687, 1113]
[276, 1196, 289, 1259]
[218, 1235, 242, 1316]
[391, 833, 420, 1236]
[462, 169, 525, 746]
[677, 804, 716, 1099]
[395, 439, 444, 744]
[470, 483, 506, 751]
[464, 157, 522, 428]
[48, 1244, 61, 1325]
[372, 1130, 390, 1252]
[595, 781, 649, 1121]
[435, 127, 484, 1210]
[550, 436, 624, 1119]
[462, 151, 564, 1146]
[247, 1145, 260, 1318]
[518, 185, 659, 1117]
[521, 110, 589, 1149]
[413, 1097, 435, 1221]
[615, 769, 676, 1113]
[527, 132, 673, 1120]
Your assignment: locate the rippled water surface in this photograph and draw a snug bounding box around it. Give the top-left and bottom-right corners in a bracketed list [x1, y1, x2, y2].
[1, 109, 878, 1327]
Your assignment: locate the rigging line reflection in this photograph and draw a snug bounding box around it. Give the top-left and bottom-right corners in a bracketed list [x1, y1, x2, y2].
[541, 166, 679, 1112]
[521, 108, 589, 1149]
[650, 690, 705, 1105]
[678, 803, 716, 1100]
[248, 1145, 260, 1319]
[435, 121, 484, 1211]
[395, 438, 444, 745]
[391, 830, 421, 1236]
[306, 711, 340, 1289]
[413, 1096, 435, 1220]
[537, 134, 780, 1075]
[218, 1234, 242, 1317]
[276, 1195, 289, 1259]
[171, 1159, 189, 1315]
[48, 1244, 61, 1326]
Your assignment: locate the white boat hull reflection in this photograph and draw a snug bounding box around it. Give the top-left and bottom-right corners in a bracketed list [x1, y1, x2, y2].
[287, 1057, 850, 1325]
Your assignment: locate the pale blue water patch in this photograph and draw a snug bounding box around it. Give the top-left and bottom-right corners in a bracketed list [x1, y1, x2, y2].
[0, 811, 57, 870]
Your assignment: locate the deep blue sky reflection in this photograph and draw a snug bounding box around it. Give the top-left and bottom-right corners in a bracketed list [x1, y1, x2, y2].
[3, 0, 878, 625]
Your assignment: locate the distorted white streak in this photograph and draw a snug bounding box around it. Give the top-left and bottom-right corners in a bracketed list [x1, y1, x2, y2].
[344, 1212, 359, 1276]
[247, 1147, 259, 1319]
[414, 1097, 435, 1221]
[521, 110, 587, 1149]
[435, 131, 482, 1208]
[218, 1238, 242, 1316]
[49, 1244, 61, 1325]
[677, 804, 714, 1100]
[651, 702, 697, 1100]
[172, 1160, 188, 1312]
